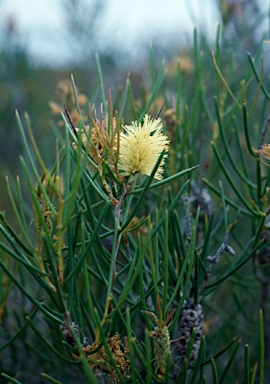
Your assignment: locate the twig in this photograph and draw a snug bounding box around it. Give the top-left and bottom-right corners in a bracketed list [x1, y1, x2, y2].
[64, 105, 77, 135]
[200, 224, 236, 294]
[155, 101, 166, 119]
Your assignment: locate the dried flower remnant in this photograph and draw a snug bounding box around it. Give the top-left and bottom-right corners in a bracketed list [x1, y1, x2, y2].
[261, 143, 270, 166]
[72, 109, 117, 165]
[68, 100, 120, 205]
[49, 79, 88, 126]
[89, 122, 108, 161]
[75, 122, 107, 162]
[118, 114, 169, 180]
[90, 116, 116, 164]
[82, 333, 130, 380]
[60, 315, 130, 380]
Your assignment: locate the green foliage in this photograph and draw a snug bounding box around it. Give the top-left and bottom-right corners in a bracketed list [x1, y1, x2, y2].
[1, 22, 270, 384]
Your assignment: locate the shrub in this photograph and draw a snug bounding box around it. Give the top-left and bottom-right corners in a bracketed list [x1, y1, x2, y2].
[0, 29, 269, 384]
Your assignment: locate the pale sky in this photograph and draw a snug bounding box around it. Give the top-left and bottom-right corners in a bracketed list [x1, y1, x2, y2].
[0, 0, 220, 66]
[0, 0, 268, 67]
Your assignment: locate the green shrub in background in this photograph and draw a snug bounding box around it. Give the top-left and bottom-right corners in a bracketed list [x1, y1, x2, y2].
[1, 25, 270, 383]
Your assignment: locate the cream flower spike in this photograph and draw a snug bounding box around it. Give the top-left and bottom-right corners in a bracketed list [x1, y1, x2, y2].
[118, 114, 169, 180]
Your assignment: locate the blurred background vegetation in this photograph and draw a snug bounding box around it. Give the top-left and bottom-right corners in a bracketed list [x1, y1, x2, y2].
[1, 0, 270, 382]
[0, 0, 268, 210]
